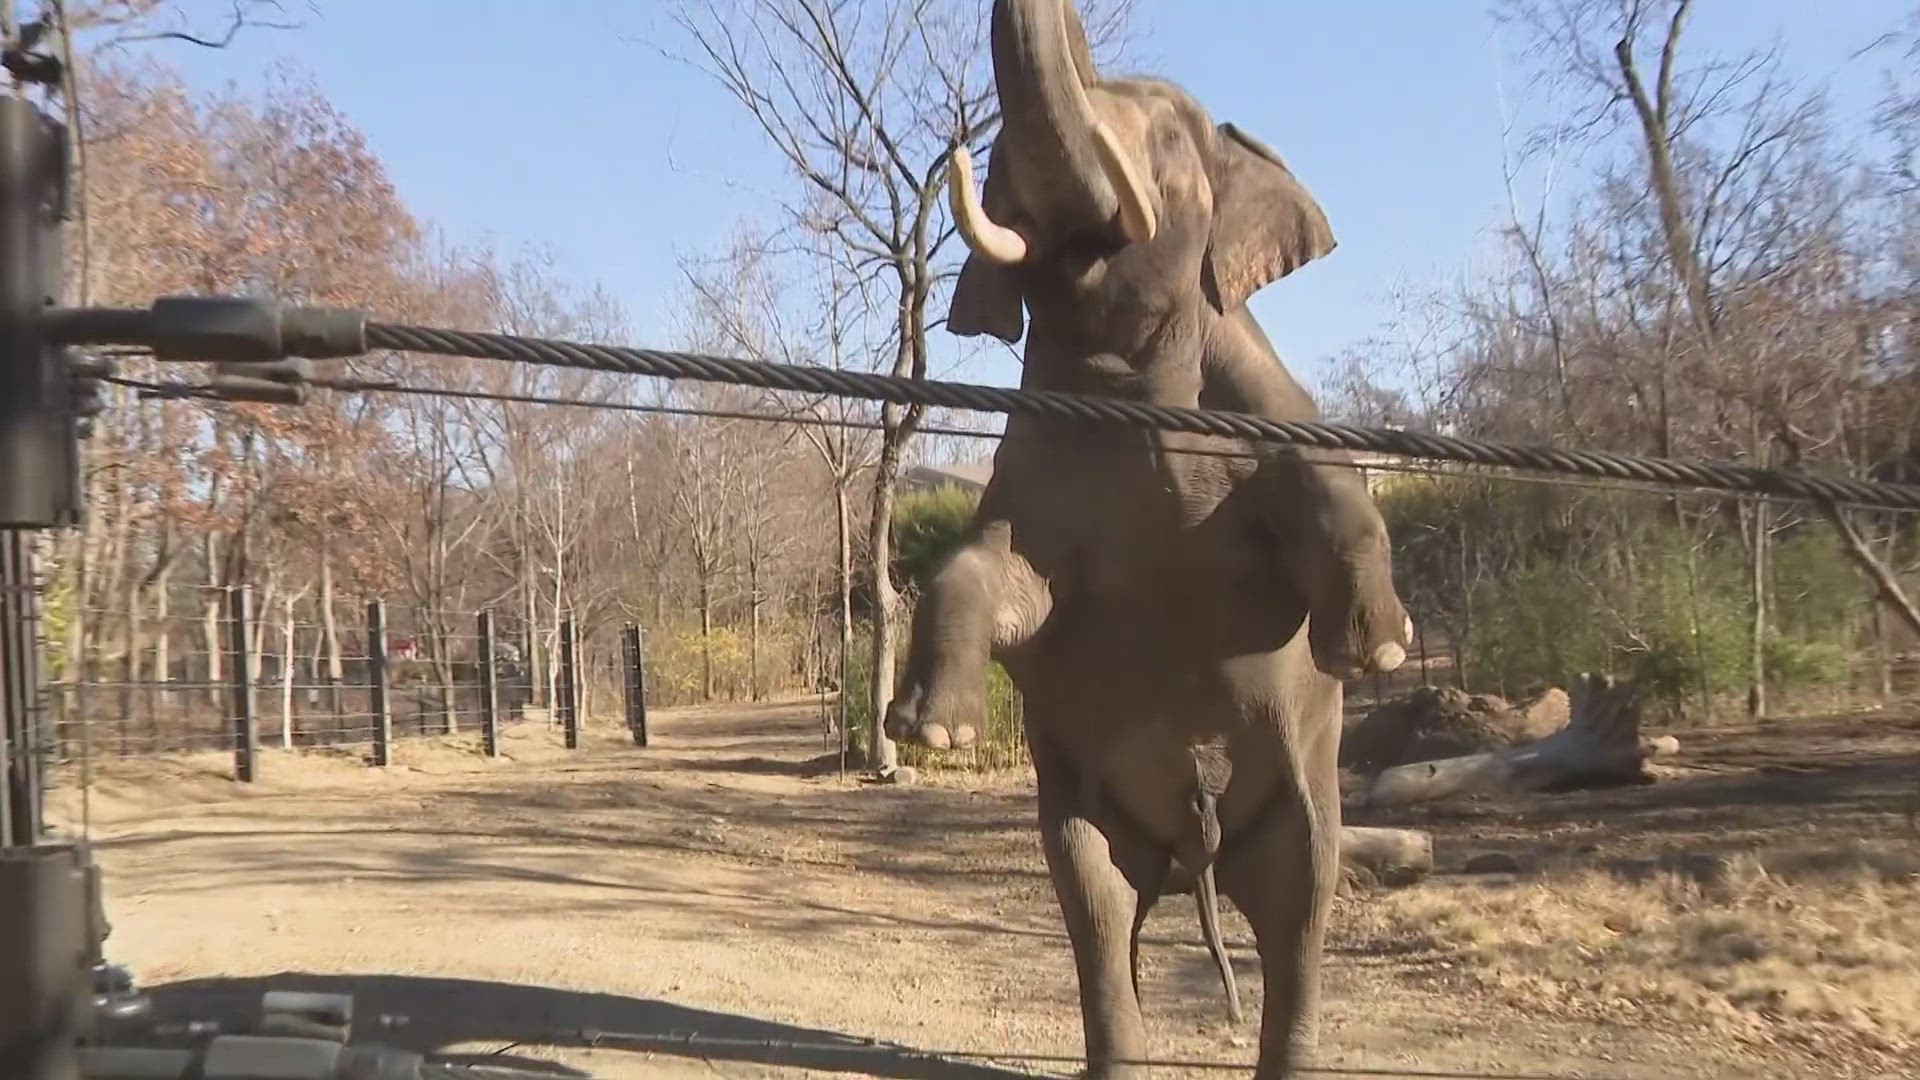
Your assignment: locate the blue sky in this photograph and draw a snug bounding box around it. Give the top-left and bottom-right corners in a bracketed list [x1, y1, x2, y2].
[160, 0, 1910, 393]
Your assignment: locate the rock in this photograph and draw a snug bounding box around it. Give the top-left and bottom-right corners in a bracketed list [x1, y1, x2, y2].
[1463, 852, 1522, 874]
[881, 765, 919, 787]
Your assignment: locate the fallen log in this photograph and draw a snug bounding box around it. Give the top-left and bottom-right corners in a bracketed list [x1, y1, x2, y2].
[1337, 825, 1436, 887]
[1162, 825, 1434, 895]
[1361, 674, 1678, 809]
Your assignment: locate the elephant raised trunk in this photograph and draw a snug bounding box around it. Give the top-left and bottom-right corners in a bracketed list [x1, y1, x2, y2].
[953, 0, 1156, 265]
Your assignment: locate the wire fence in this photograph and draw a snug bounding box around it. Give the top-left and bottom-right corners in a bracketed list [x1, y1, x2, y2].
[47, 591, 650, 775]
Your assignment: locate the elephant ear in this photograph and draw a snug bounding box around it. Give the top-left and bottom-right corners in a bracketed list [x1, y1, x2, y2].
[946, 144, 1027, 344]
[1202, 122, 1336, 314]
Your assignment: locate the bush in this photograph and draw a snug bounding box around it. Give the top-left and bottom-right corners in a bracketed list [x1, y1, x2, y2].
[891, 484, 979, 590]
[645, 621, 809, 706]
[1378, 483, 1876, 717]
[42, 564, 74, 681]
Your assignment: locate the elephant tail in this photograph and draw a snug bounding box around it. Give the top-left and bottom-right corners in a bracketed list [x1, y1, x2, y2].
[1193, 862, 1243, 1025]
[1189, 784, 1243, 1025]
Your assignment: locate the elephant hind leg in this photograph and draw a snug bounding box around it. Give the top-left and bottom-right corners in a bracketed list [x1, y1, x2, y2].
[1215, 733, 1341, 1078]
[1035, 742, 1160, 1080]
[1126, 845, 1174, 1006]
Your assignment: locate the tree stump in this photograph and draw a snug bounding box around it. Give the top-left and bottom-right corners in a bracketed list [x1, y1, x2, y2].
[1360, 674, 1678, 809]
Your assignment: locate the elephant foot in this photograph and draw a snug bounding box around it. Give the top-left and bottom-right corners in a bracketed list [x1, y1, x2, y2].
[883, 681, 982, 750]
[1309, 597, 1414, 682]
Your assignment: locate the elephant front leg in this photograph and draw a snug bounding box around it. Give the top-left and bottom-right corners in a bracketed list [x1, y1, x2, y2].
[1258, 456, 1412, 680]
[885, 521, 1051, 750]
[1200, 310, 1412, 680]
[1034, 741, 1160, 1080]
[1216, 727, 1342, 1078]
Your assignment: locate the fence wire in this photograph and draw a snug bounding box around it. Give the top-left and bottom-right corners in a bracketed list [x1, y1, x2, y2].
[52, 303, 1920, 513]
[46, 600, 634, 768]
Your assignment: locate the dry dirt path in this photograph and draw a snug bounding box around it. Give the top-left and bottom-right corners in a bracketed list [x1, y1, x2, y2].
[56, 699, 1803, 1079]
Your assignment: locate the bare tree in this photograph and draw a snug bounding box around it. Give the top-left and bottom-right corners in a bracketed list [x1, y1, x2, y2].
[681, 223, 886, 735]
[1497, 0, 1920, 717]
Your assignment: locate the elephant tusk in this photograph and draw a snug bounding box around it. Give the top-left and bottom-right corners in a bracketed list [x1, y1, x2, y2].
[1050, 0, 1154, 244]
[1371, 641, 1407, 673]
[1092, 121, 1157, 246]
[948, 147, 1029, 265]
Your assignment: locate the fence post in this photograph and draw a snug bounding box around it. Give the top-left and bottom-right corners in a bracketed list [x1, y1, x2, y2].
[225, 585, 257, 783]
[557, 617, 580, 750]
[368, 600, 392, 767]
[623, 623, 649, 748]
[478, 611, 500, 758]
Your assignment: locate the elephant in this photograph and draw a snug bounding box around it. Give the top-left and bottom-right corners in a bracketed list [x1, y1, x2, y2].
[882, 1, 1411, 1076]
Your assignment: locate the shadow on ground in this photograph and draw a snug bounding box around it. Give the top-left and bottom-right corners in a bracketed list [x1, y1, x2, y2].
[147, 972, 1044, 1080]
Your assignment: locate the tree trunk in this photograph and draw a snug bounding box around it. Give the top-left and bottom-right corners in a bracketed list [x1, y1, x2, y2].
[435, 621, 457, 734]
[1873, 599, 1895, 700]
[280, 593, 298, 748]
[120, 567, 142, 737]
[834, 478, 853, 742]
[153, 564, 173, 719]
[102, 469, 133, 690]
[201, 592, 222, 708]
[249, 580, 272, 686]
[316, 556, 339, 711]
[1747, 499, 1769, 721]
[1823, 500, 1920, 640]
[521, 542, 542, 708]
[1361, 675, 1679, 808]
[749, 555, 763, 702]
[699, 572, 715, 702]
[865, 442, 904, 774]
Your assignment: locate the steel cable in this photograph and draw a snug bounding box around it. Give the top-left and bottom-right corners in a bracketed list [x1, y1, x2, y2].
[359, 322, 1920, 513]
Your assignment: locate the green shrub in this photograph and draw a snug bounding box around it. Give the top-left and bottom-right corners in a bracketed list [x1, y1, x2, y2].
[891, 484, 979, 590]
[41, 564, 74, 681]
[1378, 482, 1875, 718]
[646, 621, 808, 706]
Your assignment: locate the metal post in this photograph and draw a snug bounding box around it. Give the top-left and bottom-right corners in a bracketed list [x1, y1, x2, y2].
[0, 842, 90, 1080]
[0, 71, 93, 1080]
[2, 530, 43, 843]
[0, 101, 79, 532]
[368, 600, 392, 767]
[622, 623, 649, 748]
[225, 586, 257, 783]
[478, 611, 499, 758]
[557, 617, 579, 750]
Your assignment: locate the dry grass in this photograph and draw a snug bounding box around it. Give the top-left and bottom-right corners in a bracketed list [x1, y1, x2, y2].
[1343, 847, 1920, 1068]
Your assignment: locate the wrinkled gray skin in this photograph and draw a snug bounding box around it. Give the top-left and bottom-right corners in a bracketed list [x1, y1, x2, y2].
[883, 2, 1412, 1076]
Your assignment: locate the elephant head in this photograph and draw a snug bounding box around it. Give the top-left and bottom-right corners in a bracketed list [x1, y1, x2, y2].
[947, 0, 1335, 349]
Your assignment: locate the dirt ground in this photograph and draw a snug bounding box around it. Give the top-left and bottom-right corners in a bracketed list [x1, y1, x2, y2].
[47, 696, 1920, 1079]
